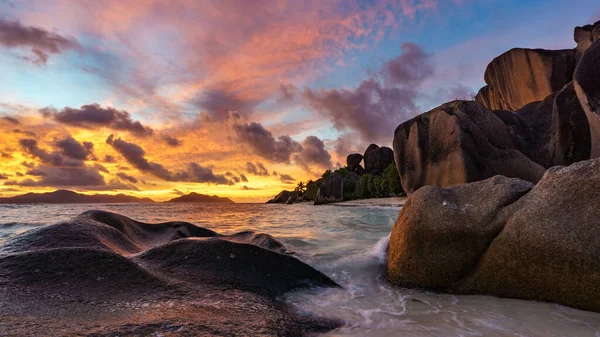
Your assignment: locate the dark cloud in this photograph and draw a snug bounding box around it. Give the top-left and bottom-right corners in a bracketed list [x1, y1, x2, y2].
[19, 138, 83, 167]
[1, 152, 13, 159]
[104, 155, 116, 163]
[239, 173, 248, 182]
[41, 103, 153, 137]
[55, 136, 94, 160]
[245, 162, 270, 176]
[162, 135, 182, 147]
[21, 161, 34, 168]
[277, 84, 299, 103]
[241, 185, 259, 190]
[1, 116, 19, 124]
[13, 128, 36, 137]
[293, 135, 332, 170]
[232, 119, 302, 162]
[0, 173, 8, 179]
[193, 88, 260, 120]
[172, 189, 185, 196]
[303, 42, 433, 144]
[279, 174, 295, 183]
[6, 165, 106, 187]
[93, 163, 109, 173]
[116, 172, 138, 183]
[106, 135, 232, 185]
[0, 19, 81, 65]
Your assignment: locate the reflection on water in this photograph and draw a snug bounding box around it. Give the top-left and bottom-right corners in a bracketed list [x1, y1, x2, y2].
[1, 203, 600, 336]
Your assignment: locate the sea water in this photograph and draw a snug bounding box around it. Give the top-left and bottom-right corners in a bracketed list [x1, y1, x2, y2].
[1, 203, 599, 336]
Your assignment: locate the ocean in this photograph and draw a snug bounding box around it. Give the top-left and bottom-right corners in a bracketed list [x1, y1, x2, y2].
[1, 203, 600, 336]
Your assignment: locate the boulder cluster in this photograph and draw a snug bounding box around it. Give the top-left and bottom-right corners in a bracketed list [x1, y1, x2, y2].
[388, 21, 600, 313]
[393, 21, 600, 194]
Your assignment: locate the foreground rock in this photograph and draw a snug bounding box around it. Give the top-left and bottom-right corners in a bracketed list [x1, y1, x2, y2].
[388, 158, 600, 312]
[0, 210, 339, 336]
[393, 100, 545, 194]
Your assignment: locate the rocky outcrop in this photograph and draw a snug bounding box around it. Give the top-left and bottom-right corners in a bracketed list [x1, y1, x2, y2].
[393, 100, 545, 194]
[475, 48, 576, 111]
[388, 158, 600, 312]
[346, 153, 365, 174]
[314, 173, 344, 205]
[363, 144, 394, 175]
[574, 39, 600, 158]
[0, 210, 339, 336]
[267, 190, 297, 204]
[574, 20, 600, 60]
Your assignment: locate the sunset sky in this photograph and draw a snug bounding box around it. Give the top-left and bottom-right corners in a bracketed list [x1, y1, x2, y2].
[1, 0, 599, 202]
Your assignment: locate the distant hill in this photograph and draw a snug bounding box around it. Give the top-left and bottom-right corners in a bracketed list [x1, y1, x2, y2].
[0, 189, 155, 204]
[165, 192, 234, 204]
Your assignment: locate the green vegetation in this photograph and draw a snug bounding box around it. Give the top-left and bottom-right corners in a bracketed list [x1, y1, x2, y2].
[299, 162, 405, 201]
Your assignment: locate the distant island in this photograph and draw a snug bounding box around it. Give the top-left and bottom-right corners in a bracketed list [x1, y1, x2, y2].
[0, 189, 155, 204]
[165, 192, 234, 204]
[0, 190, 234, 204]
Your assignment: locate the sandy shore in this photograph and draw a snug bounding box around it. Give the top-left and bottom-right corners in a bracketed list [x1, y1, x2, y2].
[333, 197, 406, 208]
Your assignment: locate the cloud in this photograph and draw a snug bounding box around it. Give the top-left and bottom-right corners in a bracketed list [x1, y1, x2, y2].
[12, 128, 36, 137]
[106, 135, 232, 185]
[116, 172, 138, 183]
[245, 162, 270, 176]
[19, 138, 83, 167]
[0, 173, 8, 179]
[41, 103, 153, 137]
[93, 163, 109, 173]
[0, 19, 81, 64]
[6, 165, 106, 187]
[231, 117, 302, 163]
[162, 135, 182, 147]
[55, 136, 94, 160]
[172, 189, 185, 196]
[241, 185, 259, 190]
[303, 42, 433, 144]
[293, 135, 332, 170]
[279, 173, 295, 183]
[239, 173, 248, 182]
[1, 116, 20, 125]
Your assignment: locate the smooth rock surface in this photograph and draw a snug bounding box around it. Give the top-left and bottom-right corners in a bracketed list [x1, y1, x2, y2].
[0, 210, 339, 336]
[314, 173, 344, 205]
[574, 39, 600, 158]
[393, 100, 545, 194]
[388, 158, 600, 313]
[363, 144, 394, 175]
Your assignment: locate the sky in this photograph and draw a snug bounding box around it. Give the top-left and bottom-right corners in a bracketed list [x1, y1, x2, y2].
[0, 0, 599, 202]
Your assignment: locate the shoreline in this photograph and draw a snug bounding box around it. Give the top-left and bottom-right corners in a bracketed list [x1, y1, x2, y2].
[331, 197, 406, 208]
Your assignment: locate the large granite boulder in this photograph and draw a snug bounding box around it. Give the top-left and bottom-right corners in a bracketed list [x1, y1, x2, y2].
[363, 144, 394, 175]
[475, 48, 576, 111]
[0, 211, 339, 335]
[314, 173, 343, 205]
[346, 153, 365, 174]
[388, 158, 600, 313]
[574, 39, 600, 158]
[574, 20, 600, 60]
[393, 100, 545, 194]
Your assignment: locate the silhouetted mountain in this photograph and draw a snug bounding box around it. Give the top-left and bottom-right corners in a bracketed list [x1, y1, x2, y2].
[0, 190, 155, 204]
[165, 192, 234, 203]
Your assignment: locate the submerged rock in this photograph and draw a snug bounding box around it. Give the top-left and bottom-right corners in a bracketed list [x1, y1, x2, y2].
[0, 210, 339, 336]
[387, 158, 600, 313]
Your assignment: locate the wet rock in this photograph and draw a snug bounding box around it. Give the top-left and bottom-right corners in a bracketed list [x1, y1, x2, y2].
[0, 210, 340, 336]
[388, 158, 600, 313]
[393, 100, 545, 194]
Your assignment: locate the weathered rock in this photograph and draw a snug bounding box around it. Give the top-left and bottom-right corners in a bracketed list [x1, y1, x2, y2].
[387, 176, 533, 290]
[314, 173, 343, 205]
[388, 158, 600, 313]
[574, 39, 600, 158]
[476, 48, 576, 111]
[363, 144, 394, 174]
[393, 100, 545, 194]
[574, 20, 600, 60]
[346, 153, 363, 168]
[0, 210, 340, 335]
[267, 190, 297, 204]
